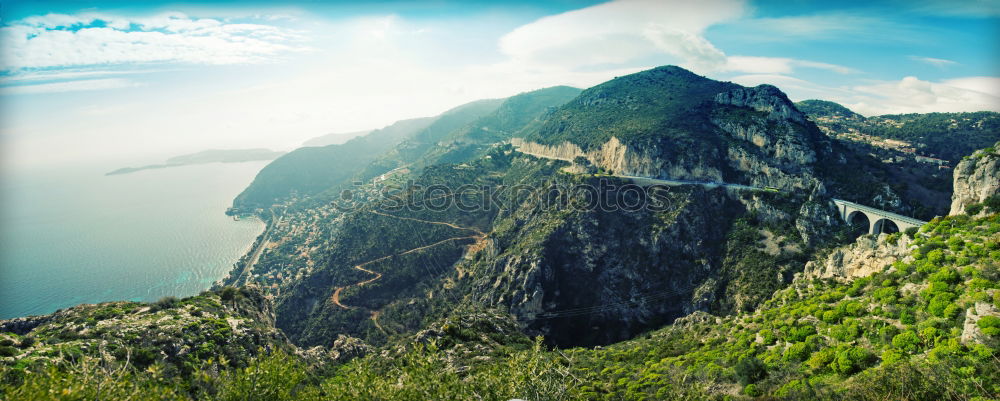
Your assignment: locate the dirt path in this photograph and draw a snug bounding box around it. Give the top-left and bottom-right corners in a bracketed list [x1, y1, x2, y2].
[329, 209, 487, 312]
[369, 209, 485, 236]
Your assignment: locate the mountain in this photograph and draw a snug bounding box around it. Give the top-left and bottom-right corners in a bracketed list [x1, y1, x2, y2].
[796, 100, 1000, 163]
[4, 143, 998, 400]
[302, 130, 373, 147]
[231, 98, 513, 211]
[106, 148, 285, 176]
[231, 117, 436, 210]
[257, 66, 895, 349]
[795, 99, 865, 120]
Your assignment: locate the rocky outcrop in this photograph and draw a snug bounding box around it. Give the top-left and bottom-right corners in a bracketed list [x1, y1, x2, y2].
[511, 137, 722, 181]
[961, 297, 1000, 345]
[950, 143, 1000, 216]
[799, 234, 914, 281]
[0, 314, 54, 336]
[794, 191, 842, 247]
[715, 84, 808, 125]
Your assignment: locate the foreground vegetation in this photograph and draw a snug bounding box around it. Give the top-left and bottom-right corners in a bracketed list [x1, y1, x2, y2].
[3, 212, 998, 400]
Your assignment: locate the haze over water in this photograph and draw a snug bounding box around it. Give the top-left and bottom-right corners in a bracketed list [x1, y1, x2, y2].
[0, 161, 266, 319]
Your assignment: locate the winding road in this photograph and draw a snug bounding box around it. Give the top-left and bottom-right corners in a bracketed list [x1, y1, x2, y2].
[329, 209, 487, 332]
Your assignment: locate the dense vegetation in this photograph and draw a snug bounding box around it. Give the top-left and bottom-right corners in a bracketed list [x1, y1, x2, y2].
[795, 100, 864, 120]
[796, 99, 1000, 163]
[859, 112, 1000, 163]
[523, 66, 738, 151]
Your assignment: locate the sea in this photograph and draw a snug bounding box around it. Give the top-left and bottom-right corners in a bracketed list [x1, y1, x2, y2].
[0, 161, 267, 319]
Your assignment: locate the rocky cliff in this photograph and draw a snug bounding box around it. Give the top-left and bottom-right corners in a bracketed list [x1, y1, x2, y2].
[799, 233, 914, 282]
[950, 142, 1000, 216]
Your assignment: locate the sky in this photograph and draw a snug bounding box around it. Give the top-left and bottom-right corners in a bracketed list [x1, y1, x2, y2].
[1, 0, 998, 168]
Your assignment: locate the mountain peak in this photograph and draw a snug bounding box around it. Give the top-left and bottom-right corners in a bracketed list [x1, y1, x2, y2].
[795, 99, 864, 120]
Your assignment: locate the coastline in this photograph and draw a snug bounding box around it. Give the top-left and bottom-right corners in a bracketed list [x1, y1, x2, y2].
[217, 211, 275, 289]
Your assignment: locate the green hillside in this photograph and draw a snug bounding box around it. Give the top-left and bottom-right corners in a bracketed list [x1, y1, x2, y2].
[231, 117, 436, 210]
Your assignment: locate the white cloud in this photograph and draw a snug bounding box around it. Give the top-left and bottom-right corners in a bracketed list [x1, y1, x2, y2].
[0, 12, 305, 72]
[495, 0, 853, 77]
[843, 76, 1000, 115]
[728, 73, 999, 116]
[498, 0, 746, 70]
[910, 56, 958, 67]
[940, 76, 1000, 97]
[725, 56, 854, 75]
[730, 13, 928, 44]
[0, 78, 141, 95]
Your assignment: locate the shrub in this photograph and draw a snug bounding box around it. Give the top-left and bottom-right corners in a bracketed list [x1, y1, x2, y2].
[0, 346, 18, 357]
[892, 331, 922, 353]
[758, 329, 776, 345]
[806, 347, 836, 372]
[18, 336, 36, 349]
[834, 347, 873, 375]
[220, 286, 240, 302]
[900, 310, 916, 325]
[783, 342, 811, 362]
[984, 195, 1000, 213]
[788, 326, 817, 342]
[966, 203, 984, 215]
[881, 349, 904, 365]
[734, 356, 767, 385]
[978, 316, 1000, 336]
[927, 293, 956, 317]
[153, 296, 179, 311]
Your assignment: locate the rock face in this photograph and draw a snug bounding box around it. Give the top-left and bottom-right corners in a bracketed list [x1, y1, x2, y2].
[467, 187, 735, 347]
[950, 143, 1000, 216]
[510, 137, 720, 182]
[961, 297, 1000, 345]
[714, 84, 808, 125]
[800, 234, 914, 281]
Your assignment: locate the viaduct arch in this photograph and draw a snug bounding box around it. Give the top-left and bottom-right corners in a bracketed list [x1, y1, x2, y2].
[832, 199, 926, 235]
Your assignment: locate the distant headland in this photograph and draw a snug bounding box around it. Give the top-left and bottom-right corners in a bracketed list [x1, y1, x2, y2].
[106, 148, 285, 176]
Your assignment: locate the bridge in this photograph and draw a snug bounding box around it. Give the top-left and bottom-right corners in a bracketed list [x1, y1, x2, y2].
[832, 199, 926, 235]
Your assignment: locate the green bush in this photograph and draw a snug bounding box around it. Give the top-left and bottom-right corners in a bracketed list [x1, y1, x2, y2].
[984, 195, 1000, 212]
[783, 342, 812, 362]
[833, 347, 874, 375]
[892, 331, 922, 353]
[978, 316, 1000, 336]
[0, 346, 18, 357]
[152, 296, 179, 311]
[966, 203, 984, 215]
[734, 356, 768, 385]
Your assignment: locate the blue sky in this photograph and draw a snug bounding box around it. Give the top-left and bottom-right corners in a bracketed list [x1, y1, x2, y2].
[0, 0, 998, 168]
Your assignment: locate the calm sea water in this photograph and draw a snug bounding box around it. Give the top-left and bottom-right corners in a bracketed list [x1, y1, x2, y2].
[0, 161, 266, 319]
